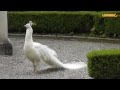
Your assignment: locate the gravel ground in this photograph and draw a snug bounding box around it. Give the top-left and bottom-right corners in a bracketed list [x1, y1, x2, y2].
[0, 36, 120, 79]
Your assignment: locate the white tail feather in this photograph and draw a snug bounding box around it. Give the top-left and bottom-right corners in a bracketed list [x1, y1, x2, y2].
[62, 62, 87, 70]
[48, 55, 87, 70]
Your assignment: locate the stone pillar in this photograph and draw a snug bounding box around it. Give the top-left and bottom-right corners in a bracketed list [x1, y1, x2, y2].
[0, 11, 13, 55]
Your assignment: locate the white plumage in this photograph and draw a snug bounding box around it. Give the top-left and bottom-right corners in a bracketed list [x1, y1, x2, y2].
[23, 21, 87, 73]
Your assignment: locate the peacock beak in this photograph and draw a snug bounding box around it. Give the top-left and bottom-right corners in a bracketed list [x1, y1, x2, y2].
[24, 25, 26, 27]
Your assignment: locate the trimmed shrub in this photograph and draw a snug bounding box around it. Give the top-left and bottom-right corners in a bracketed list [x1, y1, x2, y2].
[87, 49, 120, 79]
[8, 11, 120, 38]
[8, 12, 94, 34]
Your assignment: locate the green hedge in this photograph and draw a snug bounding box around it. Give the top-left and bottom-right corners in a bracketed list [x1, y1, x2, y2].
[87, 49, 120, 79]
[8, 11, 120, 38]
[8, 12, 94, 34]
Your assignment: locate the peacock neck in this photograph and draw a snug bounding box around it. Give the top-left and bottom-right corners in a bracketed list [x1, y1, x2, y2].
[25, 27, 33, 45]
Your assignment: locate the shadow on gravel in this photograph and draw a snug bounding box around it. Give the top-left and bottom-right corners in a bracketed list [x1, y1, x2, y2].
[37, 68, 65, 74]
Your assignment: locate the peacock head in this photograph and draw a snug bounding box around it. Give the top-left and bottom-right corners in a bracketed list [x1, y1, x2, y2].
[24, 21, 36, 28]
[29, 21, 36, 26]
[24, 23, 31, 28]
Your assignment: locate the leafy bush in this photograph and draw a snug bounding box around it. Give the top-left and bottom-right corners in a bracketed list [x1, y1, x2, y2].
[93, 16, 120, 38]
[105, 18, 120, 38]
[8, 12, 94, 34]
[87, 49, 120, 79]
[92, 16, 105, 36]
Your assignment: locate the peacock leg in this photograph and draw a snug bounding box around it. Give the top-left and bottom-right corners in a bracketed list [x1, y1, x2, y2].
[33, 61, 40, 73]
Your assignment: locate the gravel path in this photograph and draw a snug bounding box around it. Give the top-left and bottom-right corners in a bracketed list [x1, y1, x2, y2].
[0, 36, 120, 79]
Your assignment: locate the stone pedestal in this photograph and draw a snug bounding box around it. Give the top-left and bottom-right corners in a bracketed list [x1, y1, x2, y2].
[0, 11, 13, 55]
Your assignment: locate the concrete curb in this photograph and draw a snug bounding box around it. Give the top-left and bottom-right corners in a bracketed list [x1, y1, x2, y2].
[9, 33, 120, 44]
